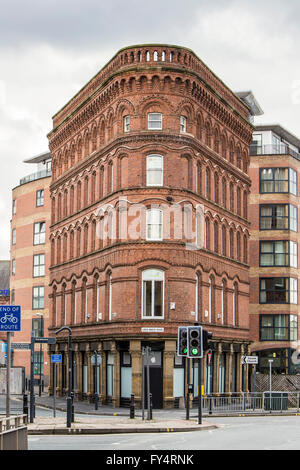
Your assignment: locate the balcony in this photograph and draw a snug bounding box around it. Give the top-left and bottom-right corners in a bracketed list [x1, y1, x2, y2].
[250, 144, 300, 161]
[19, 169, 52, 186]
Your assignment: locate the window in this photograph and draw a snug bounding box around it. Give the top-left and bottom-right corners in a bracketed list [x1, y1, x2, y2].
[146, 209, 163, 240]
[32, 317, 44, 337]
[250, 134, 262, 154]
[148, 113, 162, 130]
[142, 269, 164, 318]
[260, 168, 297, 195]
[33, 351, 44, 375]
[36, 189, 44, 207]
[146, 155, 163, 186]
[260, 241, 297, 268]
[124, 115, 130, 133]
[12, 228, 16, 245]
[180, 115, 187, 133]
[33, 286, 45, 309]
[260, 278, 297, 304]
[259, 204, 297, 231]
[34, 222, 46, 245]
[260, 315, 298, 341]
[12, 199, 16, 215]
[11, 259, 15, 276]
[11, 289, 15, 305]
[33, 254, 45, 277]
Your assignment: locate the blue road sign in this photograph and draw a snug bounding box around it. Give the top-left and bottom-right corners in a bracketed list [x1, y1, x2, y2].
[51, 354, 62, 363]
[0, 305, 21, 331]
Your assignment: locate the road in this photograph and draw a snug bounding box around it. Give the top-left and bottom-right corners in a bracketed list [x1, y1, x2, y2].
[28, 415, 300, 450]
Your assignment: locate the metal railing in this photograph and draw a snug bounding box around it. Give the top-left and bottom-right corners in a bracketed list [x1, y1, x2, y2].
[199, 392, 300, 415]
[0, 415, 28, 450]
[250, 144, 300, 161]
[20, 169, 52, 186]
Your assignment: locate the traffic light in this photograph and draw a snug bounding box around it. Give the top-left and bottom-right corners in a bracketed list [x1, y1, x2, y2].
[203, 330, 213, 351]
[177, 327, 188, 356]
[187, 326, 203, 358]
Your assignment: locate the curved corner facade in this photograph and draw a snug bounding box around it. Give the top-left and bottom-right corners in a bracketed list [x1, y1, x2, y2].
[48, 45, 253, 407]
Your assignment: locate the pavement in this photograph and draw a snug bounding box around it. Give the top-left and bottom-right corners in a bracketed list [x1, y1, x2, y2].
[25, 393, 220, 435]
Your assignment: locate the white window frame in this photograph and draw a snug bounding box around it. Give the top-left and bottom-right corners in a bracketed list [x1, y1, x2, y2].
[180, 115, 187, 133]
[124, 115, 130, 133]
[34, 222, 46, 245]
[33, 253, 45, 277]
[146, 155, 163, 187]
[12, 199, 16, 215]
[12, 228, 16, 245]
[142, 269, 164, 319]
[148, 113, 162, 130]
[146, 208, 163, 241]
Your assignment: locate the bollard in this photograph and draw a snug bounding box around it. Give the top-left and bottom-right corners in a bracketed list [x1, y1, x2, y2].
[71, 392, 75, 423]
[130, 394, 135, 419]
[23, 393, 28, 415]
[209, 394, 213, 415]
[149, 393, 153, 420]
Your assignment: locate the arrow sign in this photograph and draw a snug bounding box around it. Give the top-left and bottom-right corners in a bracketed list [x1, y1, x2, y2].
[242, 355, 258, 365]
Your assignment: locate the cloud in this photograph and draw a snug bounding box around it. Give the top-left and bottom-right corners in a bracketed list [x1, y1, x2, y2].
[0, 0, 300, 259]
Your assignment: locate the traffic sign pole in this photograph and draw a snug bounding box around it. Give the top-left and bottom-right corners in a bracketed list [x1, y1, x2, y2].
[6, 332, 11, 417]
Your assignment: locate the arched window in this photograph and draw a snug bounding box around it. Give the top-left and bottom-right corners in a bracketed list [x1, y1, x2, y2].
[70, 186, 74, 214]
[205, 218, 210, 250]
[63, 233, 67, 262]
[70, 230, 74, 260]
[222, 177, 227, 208]
[76, 227, 81, 258]
[222, 225, 227, 256]
[197, 162, 202, 195]
[205, 168, 211, 199]
[243, 234, 248, 263]
[233, 282, 238, 326]
[214, 173, 219, 204]
[77, 181, 82, 211]
[153, 50, 158, 61]
[208, 275, 215, 323]
[229, 228, 234, 259]
[237, 187, 241, 216]
[146, 155, 163, 186]
[84, 176, 89, 207]
[229, 182, 234, 212]
[146, 51, 150, 61]
[214, 221, 219, 253]
[64, 190, 68, 218]
[146, 208, 163, 241]
[195, 273, 200, 322]
[142, 269, 164, 318]
[221, 280, 226, 325]
[57, 236, 61, 265]
[162, 51, 166, 61]
[243, 190, 248, 219]
[237, 231, 241, 261]
[83, 223, 89, 255]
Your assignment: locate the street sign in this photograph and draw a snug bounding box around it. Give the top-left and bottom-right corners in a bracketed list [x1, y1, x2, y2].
[51, 354, 62, 363]
[242, 355, 259, 365]
[0, 306, 21, 331]
[12, 343, 30, 350]
[91, 354, 102, 366]
[34, 337, 56, 344]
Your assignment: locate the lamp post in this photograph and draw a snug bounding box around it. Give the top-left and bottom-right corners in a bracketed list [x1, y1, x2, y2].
[35, 313, 44, 397]
[55, 326, 72, 428]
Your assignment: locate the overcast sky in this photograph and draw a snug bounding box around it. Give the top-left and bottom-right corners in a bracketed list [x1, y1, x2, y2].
[1, 0, 300, 259]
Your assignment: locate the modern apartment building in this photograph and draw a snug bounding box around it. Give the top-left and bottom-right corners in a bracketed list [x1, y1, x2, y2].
[10, 152, 52, 383]
[249, 125, 300, 374]
[48, 44, 254, 408]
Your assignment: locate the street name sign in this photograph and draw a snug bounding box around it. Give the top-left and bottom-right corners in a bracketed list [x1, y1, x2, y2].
[0, 306, 21, 331]
[242, 355, 259, 365]
[34, 337, 56, 344]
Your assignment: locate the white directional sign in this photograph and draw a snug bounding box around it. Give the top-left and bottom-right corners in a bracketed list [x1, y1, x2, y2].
[242, 355, 258, 365]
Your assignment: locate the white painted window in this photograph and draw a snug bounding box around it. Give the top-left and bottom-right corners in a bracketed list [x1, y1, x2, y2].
[146, 209, 163, 241]
[180, 115, 187, 133]
[124, 115, 130, 132]
[142, 269, 164, 318]
[148, 113, 162, 130]
[146, 155, 163, 186]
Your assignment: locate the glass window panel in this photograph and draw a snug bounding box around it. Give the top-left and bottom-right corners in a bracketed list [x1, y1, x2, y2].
[144, 281, 152, 316]
[154, 281, 163, 316]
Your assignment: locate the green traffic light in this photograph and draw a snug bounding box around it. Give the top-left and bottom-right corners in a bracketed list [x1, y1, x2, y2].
[192, 348, 199, 355]
[184, 348, 187, 354]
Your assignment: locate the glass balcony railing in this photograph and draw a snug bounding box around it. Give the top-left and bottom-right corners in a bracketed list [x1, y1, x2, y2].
[250, 144, 300, 161]
[20, 169, 52, 186]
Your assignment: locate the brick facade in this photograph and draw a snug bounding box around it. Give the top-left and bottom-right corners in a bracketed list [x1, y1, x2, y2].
[48, 45, 253, 407]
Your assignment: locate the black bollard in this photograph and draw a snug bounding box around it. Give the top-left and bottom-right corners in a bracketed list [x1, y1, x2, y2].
[23, 393, 28, 415]
[71, 392, 75, 423]
[149, 393, 153, 420]
[130, 394, 135, 419]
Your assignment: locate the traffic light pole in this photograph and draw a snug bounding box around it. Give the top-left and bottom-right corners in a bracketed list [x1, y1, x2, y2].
[186, 357, 190, 420]
[198, 357, 202, 425]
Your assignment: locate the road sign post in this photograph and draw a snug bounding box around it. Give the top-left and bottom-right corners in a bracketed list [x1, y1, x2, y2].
[51, 354, 62, 418]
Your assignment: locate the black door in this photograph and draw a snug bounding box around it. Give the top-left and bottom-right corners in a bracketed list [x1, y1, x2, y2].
[143, 350, 163, 409]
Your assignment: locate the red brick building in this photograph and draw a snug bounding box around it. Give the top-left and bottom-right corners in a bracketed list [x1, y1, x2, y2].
[9, 153, 52, 383]
[48, 45, 253, 407]
[249, 125, 300, 374]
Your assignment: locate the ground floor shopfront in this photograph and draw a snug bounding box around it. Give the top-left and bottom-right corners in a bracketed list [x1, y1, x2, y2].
[48, 337, 251, 408]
